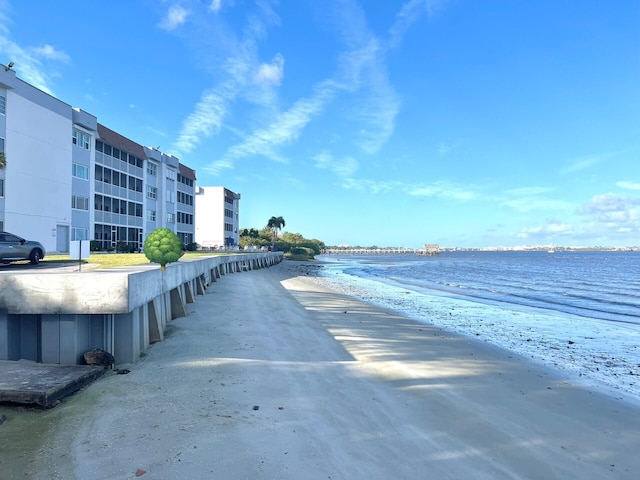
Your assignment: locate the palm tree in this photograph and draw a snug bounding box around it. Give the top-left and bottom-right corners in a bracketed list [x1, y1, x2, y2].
[267, 216, 285, 247]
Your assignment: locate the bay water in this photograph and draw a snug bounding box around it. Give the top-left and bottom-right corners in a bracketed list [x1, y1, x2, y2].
[316, 250, 640, 402]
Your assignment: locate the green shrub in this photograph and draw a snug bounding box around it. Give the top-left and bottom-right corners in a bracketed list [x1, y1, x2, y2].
[117, 241, 134, 253]
[184, 242, 199, 251]
[143, 228, 183, 270]
[285, 246, 315, 260]
[297, 242, 321, 255]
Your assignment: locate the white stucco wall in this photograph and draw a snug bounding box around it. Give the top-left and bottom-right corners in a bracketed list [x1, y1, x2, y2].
[195, 186, 226, 248]
[4, 91, 72, 252]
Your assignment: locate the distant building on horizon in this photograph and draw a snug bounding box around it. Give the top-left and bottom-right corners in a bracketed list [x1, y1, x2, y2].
[195, 186, 241, 249]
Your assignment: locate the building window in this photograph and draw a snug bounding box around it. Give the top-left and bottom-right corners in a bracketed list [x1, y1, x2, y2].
[72, 163, 89, 180]
[128, 154, 143, 168]
[178, 232, 193, 245]
[166, 190, 174, 203]
[147, 162, 157, 176]
[146, 210, 156, 221]
[0, 179, 4, 197]
[167, 169, 176, 181]
[72, 129, 91, 150]
[177, 212, 194, 225]
[146, 185, 157, 199]
[167, 213, 175, 224]
[177, 192, 193, 205]
[72, 195, 89, 211]
[114, 199, 127, 214]
[72, 228, 89, 241]
[177, 174, 194, 187]
[0, 91, 5, 115]
[0, 137, 4, 152]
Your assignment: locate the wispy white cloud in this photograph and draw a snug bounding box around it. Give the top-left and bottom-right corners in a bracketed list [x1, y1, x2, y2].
[340, 178, 398, 194]
[388, 0, 445, 48]
[31, 44, 70, 62]
[314, 152, 359, 177]
[578, 193, 640, 217]
[175, 0, 438, 176]
[158, 4, 190, 31]
[407, 182, 477, 200]
[209, 0, 222, 13]
[512, 192, 640, 244]
[575, 193, 640, 237]
[332, 6, 401, 155]
[438, 140, 460, 155]
[560, 156, 599, 175]
[340, 177, 477, 201]
[197, 0, 425, 174]
[348, 59, 400, 154]
[172, 84, 237, 154]
[501, 198, 574, 212]
[504, 186, 554, 196]
[559, 151, 622, 175]
[203, 158, 234, 176]
[0, 0, 10, 36]
[172, 5, 283, 157]
[0, 23, 68, 95]
[501, 198, 572, 213]
[515, 220, 573, 239]
[253, 53, 284, 87]
[281, 175, 306, 190]
[617, 181, 640, 191]
[500, 186, 571, 212]
[144, 126, 167, 137]
[243, 53, 285, 108]
[224, 79, 343, 163]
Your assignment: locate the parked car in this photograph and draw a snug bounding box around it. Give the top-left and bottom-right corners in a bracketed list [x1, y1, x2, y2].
[0, 231, 46, 265]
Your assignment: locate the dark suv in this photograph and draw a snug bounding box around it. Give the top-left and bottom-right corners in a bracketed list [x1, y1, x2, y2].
[0, 231, 46, 265]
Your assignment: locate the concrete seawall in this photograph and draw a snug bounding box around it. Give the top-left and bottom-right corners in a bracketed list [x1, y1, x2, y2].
[0, 253, 283, 366]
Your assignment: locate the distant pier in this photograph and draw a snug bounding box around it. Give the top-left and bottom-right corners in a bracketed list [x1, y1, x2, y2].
[323, 244, 439, 256]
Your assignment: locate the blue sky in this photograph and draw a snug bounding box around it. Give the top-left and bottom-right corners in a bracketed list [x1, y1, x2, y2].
[1, 0, 639, 248]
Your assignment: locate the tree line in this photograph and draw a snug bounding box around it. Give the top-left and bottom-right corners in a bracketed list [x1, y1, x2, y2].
[239, 216, 325, 260]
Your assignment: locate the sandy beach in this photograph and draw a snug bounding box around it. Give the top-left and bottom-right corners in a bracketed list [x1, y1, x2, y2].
[2, 260, 640, 479]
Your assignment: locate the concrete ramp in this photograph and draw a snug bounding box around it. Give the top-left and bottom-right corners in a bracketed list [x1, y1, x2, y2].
[0, 361, 105, 408]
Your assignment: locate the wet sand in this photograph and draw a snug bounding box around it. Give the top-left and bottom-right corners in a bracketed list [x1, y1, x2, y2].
[2, 260, 640, 479]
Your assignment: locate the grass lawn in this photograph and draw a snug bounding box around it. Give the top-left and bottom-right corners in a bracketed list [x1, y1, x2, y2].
[43, 251, 239, 269]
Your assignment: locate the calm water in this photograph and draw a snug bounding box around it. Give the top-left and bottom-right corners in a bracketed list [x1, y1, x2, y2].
[317, 250, 640, 401]
[319, 250, 640, 325]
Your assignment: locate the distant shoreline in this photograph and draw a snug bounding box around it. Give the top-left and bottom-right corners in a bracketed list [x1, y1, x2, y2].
[323, 246, 640, 253]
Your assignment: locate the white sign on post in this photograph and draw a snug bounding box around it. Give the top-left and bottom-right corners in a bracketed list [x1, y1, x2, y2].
[70, 240, 90, 260]
[70, 240, 91, 271]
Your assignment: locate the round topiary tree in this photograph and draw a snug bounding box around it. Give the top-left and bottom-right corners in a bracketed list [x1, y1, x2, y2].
[143, 228, 183, 271]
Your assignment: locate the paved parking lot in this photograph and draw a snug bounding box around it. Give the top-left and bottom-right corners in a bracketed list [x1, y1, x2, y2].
[0, 261, 87, 274]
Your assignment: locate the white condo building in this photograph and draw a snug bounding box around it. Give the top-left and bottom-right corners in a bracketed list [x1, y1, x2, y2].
[0, 66, 97, 253]
[0, 63, 210, 253]
[195, 186, 241, 248]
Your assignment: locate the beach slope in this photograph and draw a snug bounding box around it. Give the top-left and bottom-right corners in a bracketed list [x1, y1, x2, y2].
[19, 261, 640, 479]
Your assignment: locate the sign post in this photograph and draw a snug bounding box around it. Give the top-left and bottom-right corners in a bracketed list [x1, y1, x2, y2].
[70, 240, 90, 271]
